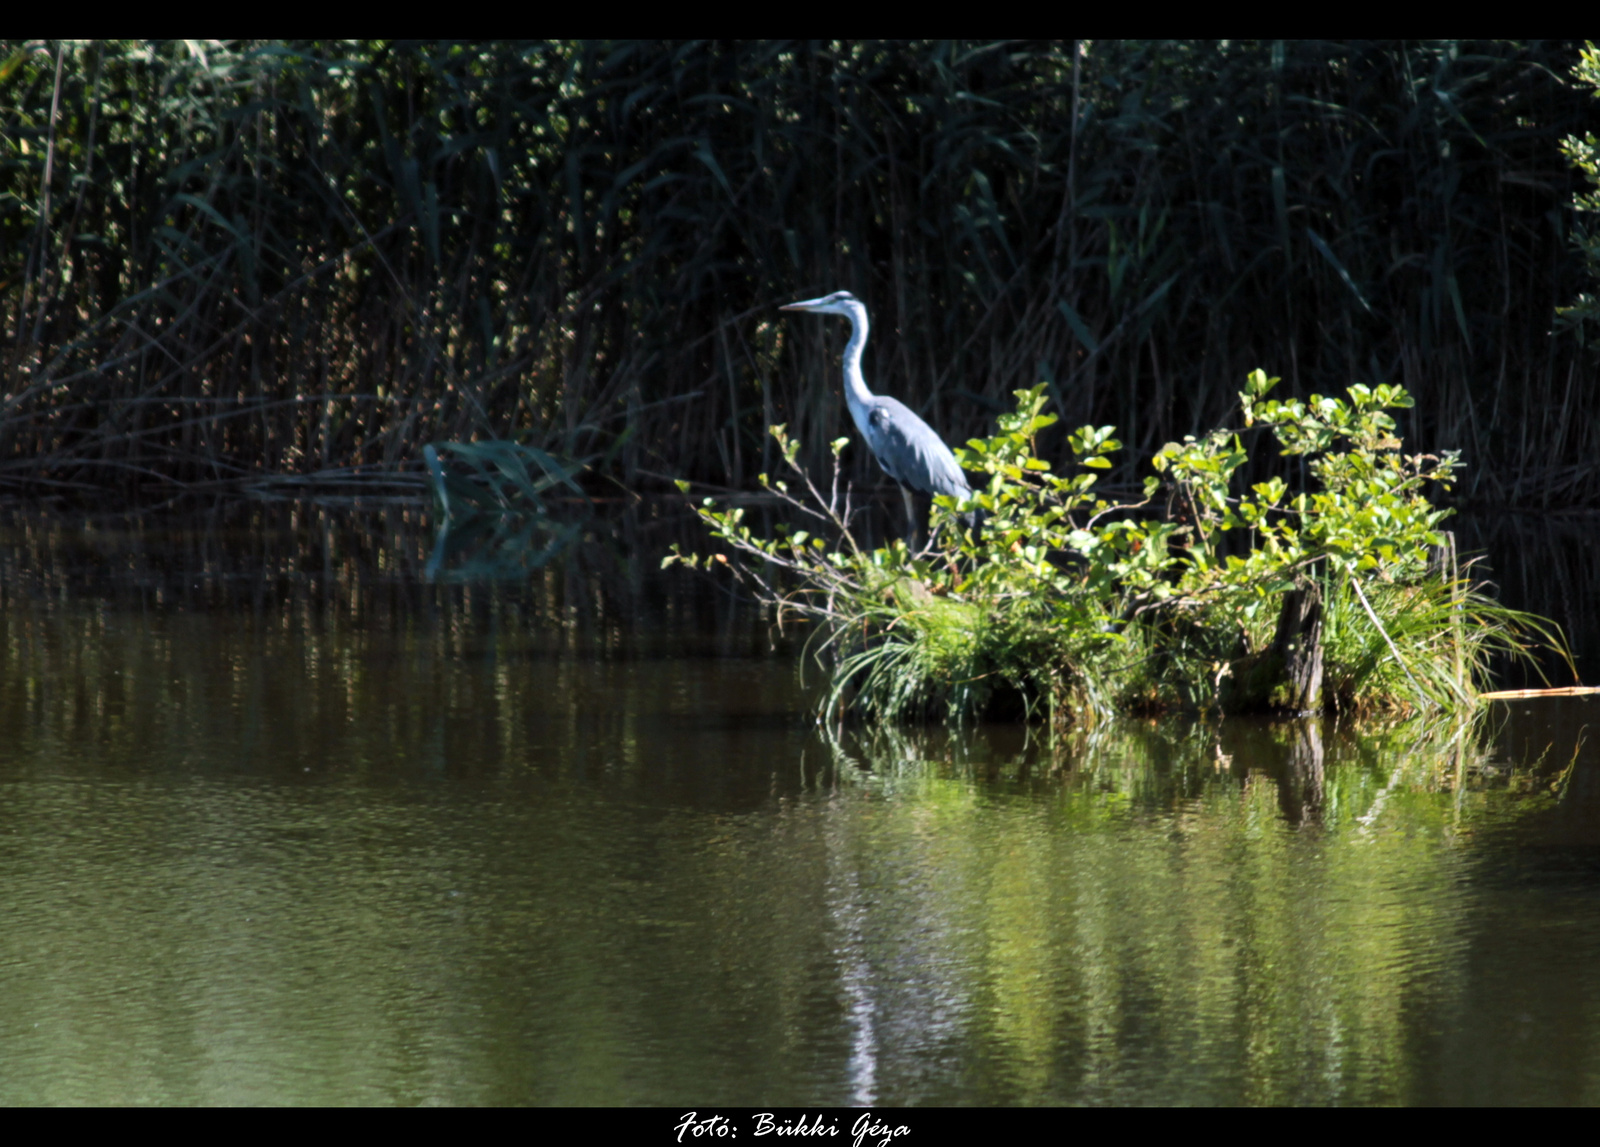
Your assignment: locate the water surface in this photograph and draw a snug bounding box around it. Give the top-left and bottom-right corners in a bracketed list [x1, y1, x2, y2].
[2, 503, 1600, 1105]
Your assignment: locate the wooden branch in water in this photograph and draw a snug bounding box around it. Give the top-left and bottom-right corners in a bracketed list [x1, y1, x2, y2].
[1477, 686, 1600, 701]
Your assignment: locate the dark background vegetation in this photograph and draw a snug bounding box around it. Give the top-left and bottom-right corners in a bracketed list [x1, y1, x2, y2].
[1, 40, 1595, 503]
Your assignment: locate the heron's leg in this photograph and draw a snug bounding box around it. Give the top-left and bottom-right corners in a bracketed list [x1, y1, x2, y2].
[900, 484, 919, 547]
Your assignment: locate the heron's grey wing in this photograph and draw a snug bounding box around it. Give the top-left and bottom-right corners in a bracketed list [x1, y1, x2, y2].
[865, 398, 971, 497]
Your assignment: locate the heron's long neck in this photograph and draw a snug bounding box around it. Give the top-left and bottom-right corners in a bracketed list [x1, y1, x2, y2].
[841, 306, 874, 430]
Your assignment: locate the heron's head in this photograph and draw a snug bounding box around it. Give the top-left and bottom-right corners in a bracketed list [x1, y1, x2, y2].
[780, 290, 863, 319]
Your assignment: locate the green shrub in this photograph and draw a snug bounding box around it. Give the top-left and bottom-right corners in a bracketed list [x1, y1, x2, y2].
[671, 371, 1562, 724]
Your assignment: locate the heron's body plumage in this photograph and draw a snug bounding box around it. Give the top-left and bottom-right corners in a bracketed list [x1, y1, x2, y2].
[861, 396, 971, 499]
[780, 290, 972, 527]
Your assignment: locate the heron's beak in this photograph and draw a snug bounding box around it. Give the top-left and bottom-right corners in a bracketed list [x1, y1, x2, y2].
[780, 295, 827, 312]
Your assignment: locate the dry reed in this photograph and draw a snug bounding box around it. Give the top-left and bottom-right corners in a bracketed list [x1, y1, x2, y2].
[1, 40, 1593, 502]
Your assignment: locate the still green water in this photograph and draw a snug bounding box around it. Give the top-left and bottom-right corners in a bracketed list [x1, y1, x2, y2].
[2, 506, 1600, 1105]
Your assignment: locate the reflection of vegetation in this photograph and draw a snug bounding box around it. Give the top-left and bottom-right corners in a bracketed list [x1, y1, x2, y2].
[821, 711, 1518, 826]
[809, 713, 1574, 1103]
[423, 440, 590, 580]
[679, 375, 1563, 724]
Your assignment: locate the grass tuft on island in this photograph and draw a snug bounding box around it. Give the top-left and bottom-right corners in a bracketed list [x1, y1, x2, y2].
[668, 371, 1569, 726]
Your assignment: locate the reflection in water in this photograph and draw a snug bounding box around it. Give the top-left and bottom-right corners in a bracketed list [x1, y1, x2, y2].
[1, 506, 1600, 1104]
[830, 856, 878, 1106]
[813, 719, 1499, 1104]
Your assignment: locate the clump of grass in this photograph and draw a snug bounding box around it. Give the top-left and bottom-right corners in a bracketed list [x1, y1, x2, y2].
[672, 371, 1569, 725]
[1318, 576, 1565, 715]
[421, 440, 590, 580]
[827, 589, 1098, 724]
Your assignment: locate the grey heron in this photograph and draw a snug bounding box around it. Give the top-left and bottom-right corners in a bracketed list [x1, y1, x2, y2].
[780, 290, 973, 539]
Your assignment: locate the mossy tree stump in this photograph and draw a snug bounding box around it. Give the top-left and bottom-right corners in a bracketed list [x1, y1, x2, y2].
[1225, 575, 1325, 713]
[1272, 577, 1324, 712]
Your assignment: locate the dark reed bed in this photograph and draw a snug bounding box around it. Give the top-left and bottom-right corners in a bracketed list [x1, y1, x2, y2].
[1, 41, 1595, 503]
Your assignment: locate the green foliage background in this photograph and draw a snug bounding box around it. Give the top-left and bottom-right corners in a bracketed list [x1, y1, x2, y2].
[1, 40, 1594, 500]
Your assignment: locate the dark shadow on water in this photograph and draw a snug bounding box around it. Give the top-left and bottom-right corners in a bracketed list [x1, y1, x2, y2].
[0, 495, 794, 661]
